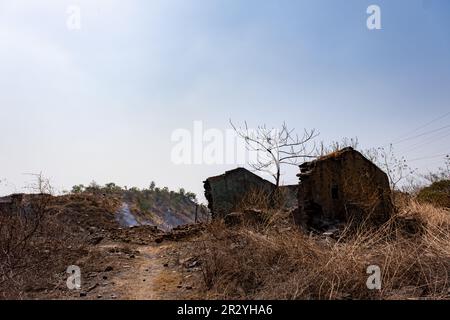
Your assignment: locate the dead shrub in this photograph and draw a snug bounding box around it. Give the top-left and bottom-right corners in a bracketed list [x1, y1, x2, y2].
[236, 188, 272, 212]
[0, 195, 87, 299]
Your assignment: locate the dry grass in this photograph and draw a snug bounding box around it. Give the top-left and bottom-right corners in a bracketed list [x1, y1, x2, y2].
[197, 200, 450, 300]
[236, 187, 294, 213]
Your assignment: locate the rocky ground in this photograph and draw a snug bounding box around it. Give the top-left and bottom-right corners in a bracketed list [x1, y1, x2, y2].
[40, 224, 207, 300]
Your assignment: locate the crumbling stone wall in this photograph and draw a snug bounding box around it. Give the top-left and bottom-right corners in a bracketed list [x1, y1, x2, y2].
[295, 147, 393, 229]
[278, 185, 298, 208]
[0, 193, 52, 216]
[0, 194, 24, 214]
[204, 168, 277, 219]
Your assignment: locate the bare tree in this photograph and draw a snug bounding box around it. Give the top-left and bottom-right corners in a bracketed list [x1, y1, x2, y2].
[23, 171, 53, 194]
[363, 144, 415, 192]
[422, 154, 450, 184]
[230, 120, 318, 187]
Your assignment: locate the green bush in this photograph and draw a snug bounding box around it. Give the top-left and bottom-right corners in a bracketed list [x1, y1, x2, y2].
[417, 180, 450, 208]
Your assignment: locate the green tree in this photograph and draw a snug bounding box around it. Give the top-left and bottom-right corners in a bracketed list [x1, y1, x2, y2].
[105, 182, 122, 193]
[186, 192, 197, 202]
[71, 184, 85, 194]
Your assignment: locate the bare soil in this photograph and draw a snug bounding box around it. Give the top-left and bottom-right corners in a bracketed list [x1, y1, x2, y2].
[48, 231, 206, 300]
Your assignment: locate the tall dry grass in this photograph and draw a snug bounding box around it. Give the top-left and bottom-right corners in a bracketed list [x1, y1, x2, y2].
[198, 200, 450, 300]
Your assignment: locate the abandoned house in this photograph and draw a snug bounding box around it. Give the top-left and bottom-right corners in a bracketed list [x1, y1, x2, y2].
[0, 193, 52, 216]
[295, 147, 393, 229]
[204, 168, 275, 219]
[0, 194, 25, 214]
[203, 167, 297, 219]
[204, 147, 393, 229]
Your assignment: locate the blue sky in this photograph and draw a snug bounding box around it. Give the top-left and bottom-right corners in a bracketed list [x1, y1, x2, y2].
[0, 0, 449, 198]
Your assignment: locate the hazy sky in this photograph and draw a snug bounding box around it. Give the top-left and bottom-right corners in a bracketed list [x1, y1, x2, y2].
[1, 0, 449, 199]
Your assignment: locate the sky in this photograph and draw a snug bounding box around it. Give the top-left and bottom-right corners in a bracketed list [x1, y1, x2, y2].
[0, 0, 449, 199]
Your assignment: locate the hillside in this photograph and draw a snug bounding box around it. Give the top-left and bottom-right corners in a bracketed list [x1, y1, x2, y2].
[71, 182, 209, 231]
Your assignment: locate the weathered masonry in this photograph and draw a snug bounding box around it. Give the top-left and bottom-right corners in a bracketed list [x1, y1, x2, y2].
[294, 147, 393, 229]
[0, 193, 53, 216]
[204, 167, 276, 219]
[0, 194, 25, 214]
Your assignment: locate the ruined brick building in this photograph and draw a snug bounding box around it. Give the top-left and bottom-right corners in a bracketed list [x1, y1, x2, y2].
[0, 193, 52, 216]
[204, 147, 393, 229]
[295, 147, 393, 229]
[0, 194, 25, 214]
[204, 167, 276, 219]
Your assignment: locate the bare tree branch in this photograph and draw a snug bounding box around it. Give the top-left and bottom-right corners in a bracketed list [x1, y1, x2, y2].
[230, 119, 318, 187]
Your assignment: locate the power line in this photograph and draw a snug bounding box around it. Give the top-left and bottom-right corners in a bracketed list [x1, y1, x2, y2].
[408, 153, 449, 162]
[390, 110, 450, 144]
[399, 129, 450, 154]
[419, 159, 450, 167]
[392, 124, 450, 145]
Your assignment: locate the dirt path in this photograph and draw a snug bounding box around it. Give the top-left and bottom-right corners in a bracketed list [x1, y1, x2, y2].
[112, 244, 183, 299]
[87, 241, 204, 300]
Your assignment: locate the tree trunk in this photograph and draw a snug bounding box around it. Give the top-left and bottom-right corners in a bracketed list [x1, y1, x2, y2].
[275, 170, 280, 188]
